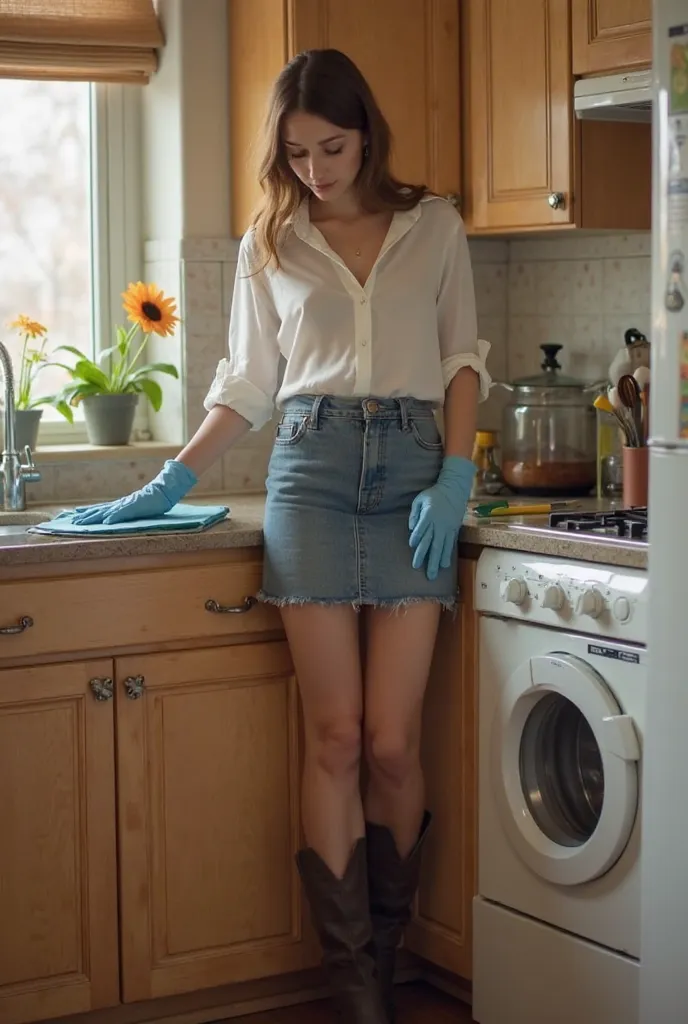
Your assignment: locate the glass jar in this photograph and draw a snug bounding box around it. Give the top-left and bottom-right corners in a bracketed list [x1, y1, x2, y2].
[497, 344, 600, 496]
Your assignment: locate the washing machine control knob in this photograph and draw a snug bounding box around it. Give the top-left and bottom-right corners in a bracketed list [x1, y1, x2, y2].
[541, 583, 566, 611]
[576, 587, 605, 619]
[500, 576, 528, 605]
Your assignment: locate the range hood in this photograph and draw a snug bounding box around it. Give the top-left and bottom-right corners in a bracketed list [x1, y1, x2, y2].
[574, 69, 652, 123]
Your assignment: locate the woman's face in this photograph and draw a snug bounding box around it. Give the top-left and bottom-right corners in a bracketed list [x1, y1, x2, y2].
[282, 111, 364, 203]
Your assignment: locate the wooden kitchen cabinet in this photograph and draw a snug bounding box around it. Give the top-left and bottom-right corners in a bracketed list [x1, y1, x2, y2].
[116, 639, 319, 1002]
[462, 0, 651, 233]
[0, 544, 482, 1023]
[0, 660, 119, 1024]
[462, 0, 573, 232]
[405, 558, 478, 980]
[229, 0, 461, 237]
[573, 0, 652, 75]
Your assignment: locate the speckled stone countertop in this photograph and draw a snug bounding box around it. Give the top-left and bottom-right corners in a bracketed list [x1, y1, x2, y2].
[0, 495, 647, 569]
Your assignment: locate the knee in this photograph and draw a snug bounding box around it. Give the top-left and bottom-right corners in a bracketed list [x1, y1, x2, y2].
[310, 716, 362, 778]
[365, 727, 420, 789]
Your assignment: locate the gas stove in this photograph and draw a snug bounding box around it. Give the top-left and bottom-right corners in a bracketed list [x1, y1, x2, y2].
[549, 507, 648, 542]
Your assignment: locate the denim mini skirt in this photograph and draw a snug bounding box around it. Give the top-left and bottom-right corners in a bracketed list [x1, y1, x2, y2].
[258, 395, 458, 610]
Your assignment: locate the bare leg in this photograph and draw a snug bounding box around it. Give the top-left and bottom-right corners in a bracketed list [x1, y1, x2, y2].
[363, 602, 441, 856]
[362, 601, 441, 1021]
[282, 603, 387, 1023]
[280, 603, 364, 879]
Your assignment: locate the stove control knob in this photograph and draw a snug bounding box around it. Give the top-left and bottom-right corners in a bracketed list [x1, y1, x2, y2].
[576, 587, 605, 619]
[613, 596, 632, 623]
[541, 583, 566, 611]
[500, 576, 528, 605]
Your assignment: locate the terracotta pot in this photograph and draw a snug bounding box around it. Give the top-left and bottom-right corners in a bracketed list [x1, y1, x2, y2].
[622, 445, 648, 507]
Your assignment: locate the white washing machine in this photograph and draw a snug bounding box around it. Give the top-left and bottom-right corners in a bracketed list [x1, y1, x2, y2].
[473, 547, 648, 1024]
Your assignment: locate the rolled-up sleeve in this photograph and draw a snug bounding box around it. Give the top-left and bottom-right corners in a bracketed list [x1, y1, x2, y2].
[437, 215, 491, 401]
[204, 232, 281, 430]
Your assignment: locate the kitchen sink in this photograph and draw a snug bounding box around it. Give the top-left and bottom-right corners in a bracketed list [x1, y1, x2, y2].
[0, 510, 51, 536]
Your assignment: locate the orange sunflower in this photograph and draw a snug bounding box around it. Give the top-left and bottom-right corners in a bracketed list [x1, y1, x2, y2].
[122, 282, 180, 337]
[10, 315, 47, 339]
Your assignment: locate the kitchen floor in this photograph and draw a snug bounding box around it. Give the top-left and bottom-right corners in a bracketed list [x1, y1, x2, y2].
[228, 982, 473, 1022]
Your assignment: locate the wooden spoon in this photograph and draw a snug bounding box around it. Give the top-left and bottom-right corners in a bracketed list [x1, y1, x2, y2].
[617, 373, 643, 446]
[605, 386, 636, 446]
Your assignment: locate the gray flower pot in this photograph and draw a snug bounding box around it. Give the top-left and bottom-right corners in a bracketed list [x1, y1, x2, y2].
[13, 408, 43, 452]
[82, 394, 139, 446]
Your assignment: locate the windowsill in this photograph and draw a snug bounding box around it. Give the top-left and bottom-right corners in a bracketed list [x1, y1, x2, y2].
[33, 441, 180, 463]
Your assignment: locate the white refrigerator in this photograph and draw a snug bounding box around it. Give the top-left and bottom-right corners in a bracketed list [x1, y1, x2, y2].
[641, 1, 688, 1020]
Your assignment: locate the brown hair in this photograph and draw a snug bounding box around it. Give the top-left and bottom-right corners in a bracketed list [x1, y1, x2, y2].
[251, 48, 427, 270]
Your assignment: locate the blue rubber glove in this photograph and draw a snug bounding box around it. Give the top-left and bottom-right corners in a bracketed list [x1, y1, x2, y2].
[409, 456, 476, 581]
[71, 459, 198, 526]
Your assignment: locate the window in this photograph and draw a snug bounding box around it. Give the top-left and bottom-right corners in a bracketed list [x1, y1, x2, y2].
[0, 79, 142, 444]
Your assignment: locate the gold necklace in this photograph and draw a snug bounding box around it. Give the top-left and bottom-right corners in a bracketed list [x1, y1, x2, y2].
[355, 247, 362, 258]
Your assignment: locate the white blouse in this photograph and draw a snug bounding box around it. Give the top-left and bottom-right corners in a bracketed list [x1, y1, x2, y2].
[204, 195, 491, 431]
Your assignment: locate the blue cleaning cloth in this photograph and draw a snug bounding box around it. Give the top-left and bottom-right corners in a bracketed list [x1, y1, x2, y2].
[31, 503, 230, 537]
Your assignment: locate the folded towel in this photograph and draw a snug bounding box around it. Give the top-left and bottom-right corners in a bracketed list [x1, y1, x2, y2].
[30, 503, 230, 537]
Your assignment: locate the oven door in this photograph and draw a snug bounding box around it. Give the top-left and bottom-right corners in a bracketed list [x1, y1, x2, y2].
[492, 652, 640, 886]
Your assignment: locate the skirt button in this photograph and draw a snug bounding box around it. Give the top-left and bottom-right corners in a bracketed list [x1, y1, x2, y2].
[366, 400, 379, 414]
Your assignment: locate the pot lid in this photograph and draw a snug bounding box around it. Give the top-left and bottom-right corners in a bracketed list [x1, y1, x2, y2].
[512, 344, 588, 388]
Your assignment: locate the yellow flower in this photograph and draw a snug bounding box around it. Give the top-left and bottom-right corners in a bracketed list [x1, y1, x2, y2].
[10, 315, 47, 339]
[122, 282, 180, 337]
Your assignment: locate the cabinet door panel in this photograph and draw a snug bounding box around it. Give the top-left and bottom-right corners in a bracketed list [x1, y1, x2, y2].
[297, 0, 461, 197]
[465, 0, 572, 230]
[117, 642, 318, 1001]
[0, 661, 118, 1024]
[229, 0, 462, 235]
[405, 560, 478, 979]
[572, 0, 652, 74]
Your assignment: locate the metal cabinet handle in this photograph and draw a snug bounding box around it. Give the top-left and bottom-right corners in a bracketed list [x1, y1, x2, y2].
[90, 677, 114, 702]
[123, 675, 145, 700]
[445, 192, 462, 209]
[548, 191, 566, 210]
[205, 596, 257, 615]
[0, 614, 33, 636]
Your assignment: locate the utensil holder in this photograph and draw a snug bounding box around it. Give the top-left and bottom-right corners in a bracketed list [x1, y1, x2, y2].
[622, 446, 648, 507]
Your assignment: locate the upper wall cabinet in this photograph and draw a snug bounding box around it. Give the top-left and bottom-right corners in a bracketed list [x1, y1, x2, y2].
[572, 0, 652, 75]
[462, 0, 573, 232]
[462, 0, 651, 234]
[229, 0, 461, 238]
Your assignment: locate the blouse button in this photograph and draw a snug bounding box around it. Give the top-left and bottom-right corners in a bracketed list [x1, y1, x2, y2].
[361, 339, 368, 347]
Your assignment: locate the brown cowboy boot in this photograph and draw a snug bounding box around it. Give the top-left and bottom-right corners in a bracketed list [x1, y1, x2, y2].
[366, 812, 432, 1022]
[296, 837, 388, 1023]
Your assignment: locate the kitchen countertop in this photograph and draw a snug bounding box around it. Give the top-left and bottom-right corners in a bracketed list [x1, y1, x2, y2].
[0, 495, 648, 569]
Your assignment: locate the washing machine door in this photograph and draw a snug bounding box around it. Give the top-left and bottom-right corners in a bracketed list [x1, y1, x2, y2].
[493, 652, 640, 886]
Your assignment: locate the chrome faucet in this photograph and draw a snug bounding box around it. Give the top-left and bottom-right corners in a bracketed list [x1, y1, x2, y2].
[0, 341, 41, 511]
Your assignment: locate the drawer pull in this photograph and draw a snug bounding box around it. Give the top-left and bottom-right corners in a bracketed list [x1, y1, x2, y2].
[0, 614, 34, 636]
[90, 677, 114, 702]
[205, 596, 257, 615]
[123, 674, 145, 700]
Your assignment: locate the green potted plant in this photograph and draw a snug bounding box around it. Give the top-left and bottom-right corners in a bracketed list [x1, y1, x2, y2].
[53, 282, 180, 445]
[7, 315, 54, 452]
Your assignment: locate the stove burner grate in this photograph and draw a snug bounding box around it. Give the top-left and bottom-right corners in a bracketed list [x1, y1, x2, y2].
[549, 507, 648, 540]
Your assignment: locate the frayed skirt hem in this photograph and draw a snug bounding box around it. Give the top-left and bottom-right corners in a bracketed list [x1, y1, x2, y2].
[256, 591, 458, 613]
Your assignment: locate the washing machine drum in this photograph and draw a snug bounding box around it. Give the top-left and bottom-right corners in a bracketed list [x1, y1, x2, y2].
[492, 652, 641, 886]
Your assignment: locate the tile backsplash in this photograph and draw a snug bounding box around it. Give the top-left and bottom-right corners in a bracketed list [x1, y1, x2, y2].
[472, 231, 651, 434]
[32, 229, 651, 503]
[507, 233, 651, 383]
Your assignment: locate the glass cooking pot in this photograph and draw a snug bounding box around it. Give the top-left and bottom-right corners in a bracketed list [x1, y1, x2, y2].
[496, 344, 601, 496]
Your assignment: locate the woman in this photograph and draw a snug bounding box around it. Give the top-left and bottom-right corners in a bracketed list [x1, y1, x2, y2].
[73, 49, 490, 1023]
